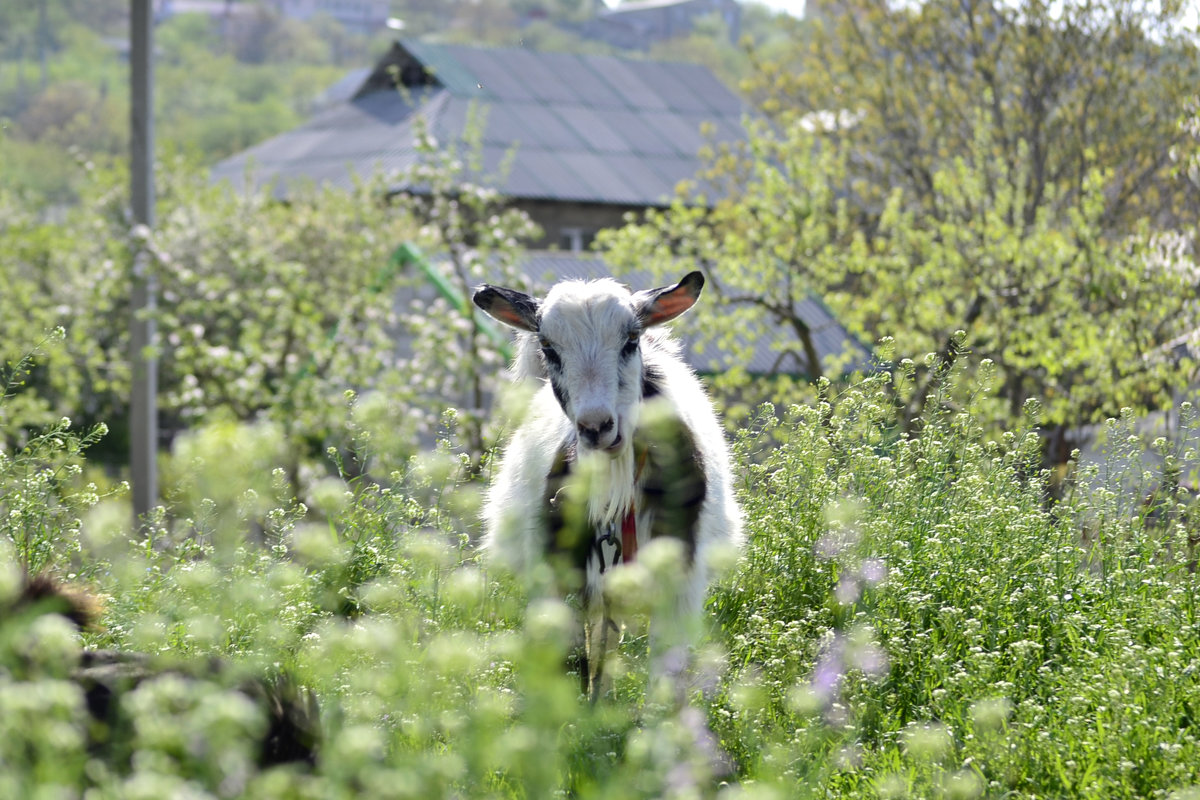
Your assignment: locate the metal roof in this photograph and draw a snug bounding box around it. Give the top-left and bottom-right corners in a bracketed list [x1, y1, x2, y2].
[510, 252, 873, 379]
[210, 39, 749, 206]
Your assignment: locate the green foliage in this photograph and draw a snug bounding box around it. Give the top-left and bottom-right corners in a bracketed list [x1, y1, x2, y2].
[601, 0, 1200, 463]
[0, 333, 121, 575]
[4, 3, 1200, 795]
[4, 343, 1200, 797]
[752, 0, 1200, 229]
[0, 156, 430, 485]
[712, 364, 1200, 797]
[1, 106, 549, 496]
[388, 112, 541, 460]
[0, 2, 374, 202]
[151, 164, 423, 465]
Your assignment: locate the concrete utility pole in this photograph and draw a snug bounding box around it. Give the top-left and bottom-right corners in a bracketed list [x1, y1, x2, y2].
[130, 0, 158, 519]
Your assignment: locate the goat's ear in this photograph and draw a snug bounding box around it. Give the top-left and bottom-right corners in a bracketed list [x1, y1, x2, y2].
[473, 285, 540, 332]
[635, 271, 704, 327]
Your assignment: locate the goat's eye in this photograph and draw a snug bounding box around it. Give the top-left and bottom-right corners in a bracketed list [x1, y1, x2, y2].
[539, 339, 561, 368]
[620, 332, 640, 359]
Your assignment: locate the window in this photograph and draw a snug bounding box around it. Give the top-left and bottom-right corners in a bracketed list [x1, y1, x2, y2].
[560, 227, 595, 253]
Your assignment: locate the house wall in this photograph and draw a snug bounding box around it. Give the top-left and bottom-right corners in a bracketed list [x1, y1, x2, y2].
[267, 0, 389, 32]
[515, 200, 648, 252]
[597, 0, 742, 47]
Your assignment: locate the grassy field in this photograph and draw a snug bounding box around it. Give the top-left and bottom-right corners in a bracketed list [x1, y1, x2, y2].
[3, 361, 1200, 799]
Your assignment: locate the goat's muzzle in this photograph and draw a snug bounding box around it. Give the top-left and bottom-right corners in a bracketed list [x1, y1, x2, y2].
[576, 410, 620, 451]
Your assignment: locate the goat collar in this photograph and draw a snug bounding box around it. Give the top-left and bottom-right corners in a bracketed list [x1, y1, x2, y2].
[589, 443, 650, 573]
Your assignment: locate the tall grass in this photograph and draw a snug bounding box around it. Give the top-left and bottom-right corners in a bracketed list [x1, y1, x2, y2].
[2, 351, 1199, 798]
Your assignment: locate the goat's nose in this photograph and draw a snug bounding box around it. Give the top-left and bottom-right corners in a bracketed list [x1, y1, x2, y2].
[576, 412, 616, 448]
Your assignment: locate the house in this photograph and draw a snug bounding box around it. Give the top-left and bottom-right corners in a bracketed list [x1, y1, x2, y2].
[574, 0, 743, 50]
[266, 0, 390, 34]
[211, 38, 749, 252]
[211, 39, 871, 380]
[155, 0, 389, 34]
[155, 0, 260, 33]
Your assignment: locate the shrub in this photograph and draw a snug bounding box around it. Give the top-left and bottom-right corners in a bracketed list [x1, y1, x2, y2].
[0, 333, 121, 575]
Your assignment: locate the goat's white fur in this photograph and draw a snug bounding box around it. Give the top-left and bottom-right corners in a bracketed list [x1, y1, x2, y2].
[477, 275, 744, 621]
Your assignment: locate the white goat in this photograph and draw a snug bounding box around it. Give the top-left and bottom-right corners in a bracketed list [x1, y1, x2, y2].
[473, 271, 743, 691]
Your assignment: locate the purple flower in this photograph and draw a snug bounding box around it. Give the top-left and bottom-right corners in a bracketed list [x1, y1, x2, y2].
[811, 642, 845, 701]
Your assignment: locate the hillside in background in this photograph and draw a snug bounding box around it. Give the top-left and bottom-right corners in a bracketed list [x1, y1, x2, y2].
[0, 0, 794, 204]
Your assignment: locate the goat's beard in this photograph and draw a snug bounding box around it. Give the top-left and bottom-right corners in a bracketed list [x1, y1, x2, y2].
[574, 405, 639, 525]
[578, 442, 637, 525]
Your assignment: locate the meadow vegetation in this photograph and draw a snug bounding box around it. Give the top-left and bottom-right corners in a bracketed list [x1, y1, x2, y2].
[3, 1, 1199, 796]
[3, 331, 1200, 797]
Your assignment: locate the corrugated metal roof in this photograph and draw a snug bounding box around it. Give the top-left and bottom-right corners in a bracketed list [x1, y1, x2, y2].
[210, 39, 749, 206]
[508, 252, 873, 378]
[586, 54, 672, 111]
[635, 63, 712, 113]
[556, 106, 633, 153]
[600, 109, 677, 155]
[663, 61, 745, 115]
[535, 51, 628, 110]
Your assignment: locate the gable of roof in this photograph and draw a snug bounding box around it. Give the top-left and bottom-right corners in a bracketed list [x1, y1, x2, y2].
[210, 39, 748, 206]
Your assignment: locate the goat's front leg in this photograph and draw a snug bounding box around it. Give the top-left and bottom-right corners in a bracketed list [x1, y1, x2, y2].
[581, 519, 626, 702]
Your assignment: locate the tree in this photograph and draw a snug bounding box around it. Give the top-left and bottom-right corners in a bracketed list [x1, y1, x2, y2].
[601, 0, 1200, 474]
[16, 80, 123, 153]
[0, 157, 424, 477]
[751, 0, 1200, 232]
[1, 116, 541, 488]
[386, 113, 541, 465]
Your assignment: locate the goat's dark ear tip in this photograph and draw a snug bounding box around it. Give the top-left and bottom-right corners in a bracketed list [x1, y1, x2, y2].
[472, 285, 493, 309]
[683, 270, 705, 293]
